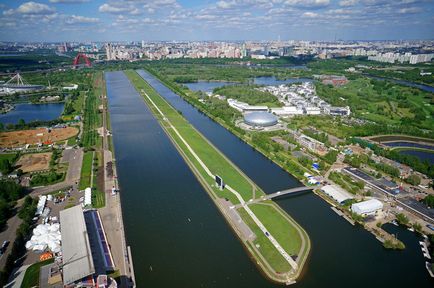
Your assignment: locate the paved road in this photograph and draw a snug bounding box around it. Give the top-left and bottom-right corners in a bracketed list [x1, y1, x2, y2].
[0, 208, 23, 271]
[31, 148, 83, 196]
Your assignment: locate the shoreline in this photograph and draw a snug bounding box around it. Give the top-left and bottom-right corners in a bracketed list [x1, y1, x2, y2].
[128, 70, 311, 285]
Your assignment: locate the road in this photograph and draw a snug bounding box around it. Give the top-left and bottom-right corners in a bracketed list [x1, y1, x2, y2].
[31, 148, 83, 196]
[0, 208, 23, 271]
[98, 92, 132, 287]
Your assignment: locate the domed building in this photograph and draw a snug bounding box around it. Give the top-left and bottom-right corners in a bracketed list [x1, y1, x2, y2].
[243, 111, 278, 127]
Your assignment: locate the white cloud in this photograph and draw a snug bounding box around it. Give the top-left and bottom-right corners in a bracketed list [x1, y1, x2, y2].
[302, 11, 319, 17]
[66, 15, 99, 24]
[16, 2, 56, 15]
[217, 1, 236, 9]
[339, 0, 358, 6]
[285, 0, 330, 8]
[49, 0, 89, 3]
[99, 3, 132, 14]
[398, 7, 422, 14]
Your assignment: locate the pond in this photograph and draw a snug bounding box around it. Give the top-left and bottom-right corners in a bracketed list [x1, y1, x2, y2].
[0, 103, 64, 125]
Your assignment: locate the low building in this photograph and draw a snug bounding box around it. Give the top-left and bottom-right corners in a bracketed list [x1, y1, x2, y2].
[59, 205, 116, 287]
[324, 106, 351, 116]
[270, 106, 303, 116]
[321, 185, 354, 204]
[351, 199, 383, 216]
[304, 107, 321, 115]
[60, 206, 95, 286]
[227, 98, 268, 112]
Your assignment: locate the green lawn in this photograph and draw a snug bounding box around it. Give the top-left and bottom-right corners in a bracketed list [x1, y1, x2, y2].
[0, 153, 17, 161]
[125, 70, 309, 276]
[126, 70, 255, 202]
[79, 151, 93, 190]
[251, 203, 302, 256]
[92, 151, 105, 208]
[21, 259, 54, 288]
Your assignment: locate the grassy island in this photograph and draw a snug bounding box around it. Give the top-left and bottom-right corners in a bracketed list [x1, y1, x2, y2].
[125, 70, 310, 284]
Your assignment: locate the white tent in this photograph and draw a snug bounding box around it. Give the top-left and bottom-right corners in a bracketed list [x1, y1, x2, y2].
[84, 187, 92, 206]
[351, 199, 383, 216]
[321, 185, 354, 204]
[26, 223, 61, 253]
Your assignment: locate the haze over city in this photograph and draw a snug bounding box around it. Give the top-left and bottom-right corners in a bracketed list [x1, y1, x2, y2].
[0, 0, 434, 41]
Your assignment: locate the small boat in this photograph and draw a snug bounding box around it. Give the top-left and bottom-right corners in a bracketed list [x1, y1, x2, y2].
[407, 227, 415, 232]
[149, 266, 153, 272]
[187, 218, 191, 222]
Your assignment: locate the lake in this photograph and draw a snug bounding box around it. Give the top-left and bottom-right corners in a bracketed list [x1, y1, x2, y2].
[0, 103, 64, 125]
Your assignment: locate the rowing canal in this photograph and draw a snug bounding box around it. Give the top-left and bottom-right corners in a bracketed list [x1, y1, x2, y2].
[106, 70, 433, 288]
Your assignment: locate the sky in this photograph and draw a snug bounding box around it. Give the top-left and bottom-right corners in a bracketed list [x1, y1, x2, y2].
[0, 0, 433, 42]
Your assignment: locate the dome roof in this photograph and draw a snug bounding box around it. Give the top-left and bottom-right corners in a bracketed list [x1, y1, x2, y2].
[243, 111, 278, 127]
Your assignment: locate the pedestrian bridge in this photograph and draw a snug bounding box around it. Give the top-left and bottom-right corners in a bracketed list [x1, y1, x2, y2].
[249, 185, 318, 204]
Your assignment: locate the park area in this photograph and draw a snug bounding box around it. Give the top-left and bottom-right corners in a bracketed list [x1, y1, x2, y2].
[15, 152, 52, 172]
[0, 127, 78, 148]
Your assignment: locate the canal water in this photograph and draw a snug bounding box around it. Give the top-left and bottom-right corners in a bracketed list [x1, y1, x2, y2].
[0, 102, 64, 125]
[382, 142, 434, 165]
[184, 81, 236, 93]
[107, 70, 433, 287]
[105, 71, 274, 288]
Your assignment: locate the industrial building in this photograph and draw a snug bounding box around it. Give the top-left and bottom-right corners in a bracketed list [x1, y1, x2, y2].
[59, 205, 116, 287]
[243, 111, 278, 127]
[227, 98, 268, 112]
[321, 185, 354, 204]
[351, 199, 383, 216]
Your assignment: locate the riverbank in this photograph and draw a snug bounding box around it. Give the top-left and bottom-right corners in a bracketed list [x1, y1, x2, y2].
[126, 70, 311, 284]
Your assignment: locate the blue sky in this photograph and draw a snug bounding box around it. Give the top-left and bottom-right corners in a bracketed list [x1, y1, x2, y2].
[0, 0, 433, 42]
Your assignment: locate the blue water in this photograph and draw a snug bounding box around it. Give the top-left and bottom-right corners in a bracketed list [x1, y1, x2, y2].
[0, 103, 64, 125]
[184, 81, 235, 93]
[382, 142, 434, 164]
[384, 141, 434, 150]
[136, 69, 434, 287]
[399, 150, 434, 164]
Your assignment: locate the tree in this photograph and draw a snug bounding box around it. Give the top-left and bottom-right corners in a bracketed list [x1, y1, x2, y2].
[396, 213, 409, 226]
[0, 159, 12, 175]
[422, 195, 434, 208]
[405, 174, 421, 186]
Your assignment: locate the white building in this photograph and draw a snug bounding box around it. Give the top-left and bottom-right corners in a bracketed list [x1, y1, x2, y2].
[271, 106, 304, 116]
[304, 107, 321, 115]
[227, 98, 268, 112]
[321, 185, 354, 204]
[351, 199, 383, 216]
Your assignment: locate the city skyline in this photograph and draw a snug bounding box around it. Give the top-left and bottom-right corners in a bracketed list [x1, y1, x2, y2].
[0, 0, 433, 42]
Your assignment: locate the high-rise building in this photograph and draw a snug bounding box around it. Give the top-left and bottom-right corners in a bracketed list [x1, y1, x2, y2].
[105, 43, 113, 60]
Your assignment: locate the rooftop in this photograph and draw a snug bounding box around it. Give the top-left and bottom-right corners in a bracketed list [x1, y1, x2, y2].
[60, 205, 95, 285]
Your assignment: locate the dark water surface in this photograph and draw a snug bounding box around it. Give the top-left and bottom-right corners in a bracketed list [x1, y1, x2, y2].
[107, 70, 433, 287]
[383, 142, 434, 164]
[0, 103, 64, 125]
